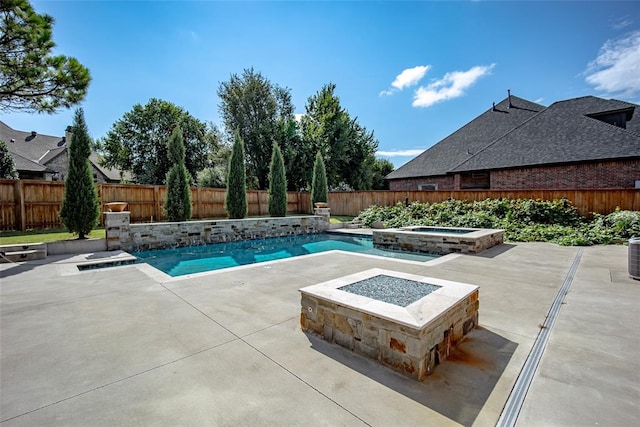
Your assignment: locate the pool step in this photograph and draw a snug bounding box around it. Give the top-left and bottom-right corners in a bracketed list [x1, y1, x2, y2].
[0, 243, 47, 263]
[76, 255, 138, 271]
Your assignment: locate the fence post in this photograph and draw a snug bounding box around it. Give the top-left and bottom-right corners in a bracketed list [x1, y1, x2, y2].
[98, 184, 104, 226]
[14, 180, 25, 231]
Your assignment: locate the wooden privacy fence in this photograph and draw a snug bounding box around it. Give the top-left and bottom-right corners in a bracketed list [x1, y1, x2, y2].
[0, 180, 312, 231]
[328, 189, 640, 218]
[0, 180, 637, 231]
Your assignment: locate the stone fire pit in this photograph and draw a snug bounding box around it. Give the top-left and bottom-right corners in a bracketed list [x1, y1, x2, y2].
[299, 268, 479, 381]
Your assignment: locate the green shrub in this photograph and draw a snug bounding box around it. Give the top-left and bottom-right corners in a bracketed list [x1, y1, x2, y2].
[587, 210, 640, 244]
[353, 198, 637, 246]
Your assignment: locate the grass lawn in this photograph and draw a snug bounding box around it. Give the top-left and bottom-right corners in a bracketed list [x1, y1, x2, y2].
[0, 228, 106, 245]
[330, 215, 355, 224]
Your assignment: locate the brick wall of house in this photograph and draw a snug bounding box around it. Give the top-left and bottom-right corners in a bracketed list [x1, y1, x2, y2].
[388, 159, 640, 190]
[490, 159, 640, 189]
[388, 175, 455, 191]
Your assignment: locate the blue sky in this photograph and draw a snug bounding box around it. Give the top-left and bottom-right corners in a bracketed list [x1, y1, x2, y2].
[4, 1, 640, 168]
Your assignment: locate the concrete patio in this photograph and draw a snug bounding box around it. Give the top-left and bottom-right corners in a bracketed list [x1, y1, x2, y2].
[1, 241, 638, 426]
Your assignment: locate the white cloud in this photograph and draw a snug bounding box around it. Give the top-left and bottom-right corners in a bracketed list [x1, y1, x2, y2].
[376, 149, 425, 157]
[294, 113, 304, 122]
[412, 64, 496, 108]
[585, 31, 640, 98]
[391, 65, 431, 90]
[534, 97, 544, 104]
[611, 16, 632, 30]
[380, 65, 430, 97]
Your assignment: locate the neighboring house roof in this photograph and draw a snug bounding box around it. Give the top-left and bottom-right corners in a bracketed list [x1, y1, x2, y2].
[1, 121, 132, 181]
[39, 146, 67, 164]
[386, 94, 640, 180]
[10, 152, 53, 173]
[0, 121, 66, 172]
[386, 96, 544, 180]
[89, 153, 133, 182]
[453, 96, 640, 173]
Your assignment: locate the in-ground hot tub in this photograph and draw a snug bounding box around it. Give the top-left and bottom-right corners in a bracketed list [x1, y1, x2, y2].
[373, 225, 504, 255]
[299, 268, 479, 381]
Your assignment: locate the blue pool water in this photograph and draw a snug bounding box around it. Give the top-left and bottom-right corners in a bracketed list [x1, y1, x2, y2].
[133, 233, 437, 277]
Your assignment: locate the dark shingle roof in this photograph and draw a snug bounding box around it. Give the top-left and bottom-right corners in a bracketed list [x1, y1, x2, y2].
[386, 96, 544, 180]
[10, 152, 53, 173]
[453, 96, 640, 172]
[387, 95, 640, 180]
[39, 147, 67, 164]
[1, 121, 133, 181]
[0, 121, 67, 164]
[89, 153, 133, 182]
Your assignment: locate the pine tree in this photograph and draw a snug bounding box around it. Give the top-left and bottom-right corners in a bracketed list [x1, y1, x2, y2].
[225, 131, 247, 219]
[59, 108, 99, 239]
[268, 142, 287, 217]
[0, 0, 91, 113]
[164, 125, 192, 221]
[311, 152, 328, 208]
[0, 140, 18, 179]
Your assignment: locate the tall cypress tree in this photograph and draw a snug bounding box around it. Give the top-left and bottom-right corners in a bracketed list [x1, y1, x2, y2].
[164, 125, 192, 221]
[268, 142, 287, 217]
[59, 108, 99, 239]
[225, 130, 247, 219]
[311, 152, 328, 208]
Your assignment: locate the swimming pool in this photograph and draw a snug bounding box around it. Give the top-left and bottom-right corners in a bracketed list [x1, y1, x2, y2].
[132, 233, 438, 277]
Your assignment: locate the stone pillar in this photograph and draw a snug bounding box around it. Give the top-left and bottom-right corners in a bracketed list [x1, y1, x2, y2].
[314, 207, 330, 226]
[104, 211, 130, 251]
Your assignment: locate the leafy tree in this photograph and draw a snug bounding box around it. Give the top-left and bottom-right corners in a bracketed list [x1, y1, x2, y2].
[197, 124, 230, 188]
[268, 142, 287, 217]
[197, 167, 226, 188]
[0, 0, 91, 113]
[225, 131, 247, 219]
[311, 152, 328, 207]
[59, 108, 99, 239]
[0, 140, 18, 178]
[217, 68, 295, 189]
[301, 83, 379, 190]
[164, 125, 192, 221]
[371, 158, 394, 190]
[99, 98, 209, 184]
[277, 116, 310, 191]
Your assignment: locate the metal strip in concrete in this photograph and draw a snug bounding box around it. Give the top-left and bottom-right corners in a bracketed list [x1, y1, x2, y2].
[496, 248, 584, 427]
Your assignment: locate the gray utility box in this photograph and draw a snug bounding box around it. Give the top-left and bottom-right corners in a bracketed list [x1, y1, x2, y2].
[629, 237, 640, 280]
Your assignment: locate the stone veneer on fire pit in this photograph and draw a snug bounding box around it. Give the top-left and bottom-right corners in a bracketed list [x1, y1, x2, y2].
[299, 268, 479, 381]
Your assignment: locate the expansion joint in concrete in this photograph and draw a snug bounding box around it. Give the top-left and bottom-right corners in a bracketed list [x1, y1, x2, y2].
[496, 248, 584, 427]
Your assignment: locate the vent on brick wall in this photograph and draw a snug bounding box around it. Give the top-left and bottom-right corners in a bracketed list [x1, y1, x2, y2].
[419, 184, 438, 191]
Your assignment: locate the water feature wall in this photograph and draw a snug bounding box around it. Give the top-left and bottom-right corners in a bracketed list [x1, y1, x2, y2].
[104, 212, 329, 251]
